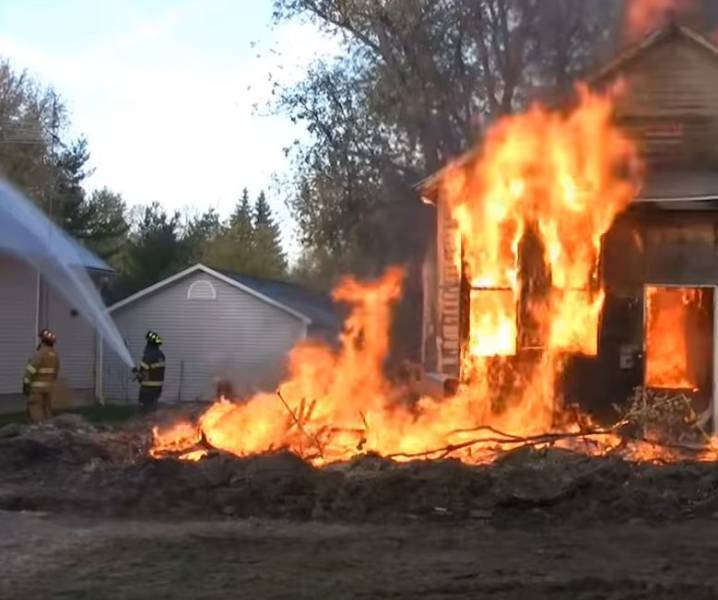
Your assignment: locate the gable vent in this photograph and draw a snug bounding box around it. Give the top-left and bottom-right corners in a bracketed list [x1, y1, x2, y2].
[187, 279, 217, 300]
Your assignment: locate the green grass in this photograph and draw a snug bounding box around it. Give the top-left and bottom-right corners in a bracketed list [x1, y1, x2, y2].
[0, 403, 138, 427]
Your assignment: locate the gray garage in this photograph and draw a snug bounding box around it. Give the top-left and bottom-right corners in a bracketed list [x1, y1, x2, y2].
[100, 263, 339, 404]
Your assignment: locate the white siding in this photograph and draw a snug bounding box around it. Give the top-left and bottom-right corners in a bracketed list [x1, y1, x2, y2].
[0, 255, 37, 394]
[44, 286, 95, 390]
[103, 271, 307, 403]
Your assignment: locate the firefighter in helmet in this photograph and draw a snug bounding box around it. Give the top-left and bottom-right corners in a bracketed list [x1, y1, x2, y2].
[132, 330, 165, 412]
[23, 329, 60, 422]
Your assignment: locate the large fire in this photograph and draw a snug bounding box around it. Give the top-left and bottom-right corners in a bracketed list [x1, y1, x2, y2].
[152, 87, 717, 466]
[440, 85, 639, 433]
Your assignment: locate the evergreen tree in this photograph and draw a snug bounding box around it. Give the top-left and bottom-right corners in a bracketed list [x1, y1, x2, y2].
[82, 188, 130, 261]
[254, 190, 273, 228]
[121, 202, 185, 292]
[201, 188, 287, 279]
[252, 190, 286, 278]
[184, 207, 221, 262]
[229, 187, 254, 245]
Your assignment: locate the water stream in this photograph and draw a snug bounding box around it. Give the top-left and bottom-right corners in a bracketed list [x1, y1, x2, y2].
[0, 180, 134, 367]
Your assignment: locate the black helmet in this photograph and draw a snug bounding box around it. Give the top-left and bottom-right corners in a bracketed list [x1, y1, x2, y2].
[39, 328, 56, 346]
[145, 330, 162, 345]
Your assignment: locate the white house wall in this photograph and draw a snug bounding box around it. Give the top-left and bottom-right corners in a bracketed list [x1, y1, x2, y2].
[44, 284, 95, 390]
[103, 271, 307, 403]
[0, 254, 37, 395]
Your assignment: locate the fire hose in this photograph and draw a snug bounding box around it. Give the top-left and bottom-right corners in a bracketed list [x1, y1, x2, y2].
[131, 367, 145, 383]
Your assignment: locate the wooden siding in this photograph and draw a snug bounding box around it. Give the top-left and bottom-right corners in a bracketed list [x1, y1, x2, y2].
[600, 34, 718, 168]
[103, 271, 307, 403]
[420, 235, 438, 371]
[436, 198, 461, 376]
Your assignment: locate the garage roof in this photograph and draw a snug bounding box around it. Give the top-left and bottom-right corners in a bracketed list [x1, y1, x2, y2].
[109, 263, 312, 324]
[219, 271, 341, 333]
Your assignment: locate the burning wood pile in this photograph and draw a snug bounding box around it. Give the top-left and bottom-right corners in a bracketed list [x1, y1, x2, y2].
[150, 87, 718, 468]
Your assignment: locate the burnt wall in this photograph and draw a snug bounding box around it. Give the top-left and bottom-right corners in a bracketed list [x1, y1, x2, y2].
[565, 209, 718, 421]
[604, 209, 718, 289]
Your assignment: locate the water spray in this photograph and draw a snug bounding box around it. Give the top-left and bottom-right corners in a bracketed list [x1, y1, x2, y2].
[0, 180, 134, 367]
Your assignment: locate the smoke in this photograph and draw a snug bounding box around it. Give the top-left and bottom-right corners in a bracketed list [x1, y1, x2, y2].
[623, 0, 713, 42]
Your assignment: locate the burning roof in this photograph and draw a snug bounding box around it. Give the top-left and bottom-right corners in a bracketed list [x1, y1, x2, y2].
[421, 22, 718, 207]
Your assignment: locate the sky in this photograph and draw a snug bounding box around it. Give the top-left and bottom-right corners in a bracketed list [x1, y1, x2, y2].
[0, 0, 340, 258]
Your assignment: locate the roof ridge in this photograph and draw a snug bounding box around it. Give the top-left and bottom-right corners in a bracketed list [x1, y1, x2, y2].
[220, 269, 332, 298]
[109, 263, 312, 324]
[589, 23, 718, 85]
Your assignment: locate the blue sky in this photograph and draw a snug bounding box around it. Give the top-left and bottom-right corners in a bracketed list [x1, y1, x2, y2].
[0, 0, 339, 257]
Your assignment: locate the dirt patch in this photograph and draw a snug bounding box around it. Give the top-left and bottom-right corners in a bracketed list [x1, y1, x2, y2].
[2, 512, 718, 599]
[3, 415, 718, 598]
[2, 415, 718, 526]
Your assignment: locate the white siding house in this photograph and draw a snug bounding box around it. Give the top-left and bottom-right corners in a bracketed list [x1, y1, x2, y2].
[0, 255, 39, 396]
[102, 264, 339, 404]
[0, 248, 112, 411]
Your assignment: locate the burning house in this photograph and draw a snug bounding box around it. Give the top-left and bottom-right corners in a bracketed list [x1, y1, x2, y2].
[420, 22, 718, 431]
[150, 19, 718, 466]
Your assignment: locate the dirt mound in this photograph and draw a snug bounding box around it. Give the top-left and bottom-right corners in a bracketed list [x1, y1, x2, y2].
[2, 416, 718, 525]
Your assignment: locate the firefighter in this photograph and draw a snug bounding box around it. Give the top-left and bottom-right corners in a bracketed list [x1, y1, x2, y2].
[23, 329, 60, 422]
[132, 330, 165, 412]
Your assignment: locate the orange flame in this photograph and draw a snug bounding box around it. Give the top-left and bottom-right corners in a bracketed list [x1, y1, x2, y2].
[442, 86, 639, 429]
[645, 287, 703, 390]
[153, 268, 407, 464]
[152, 87, 718, 467]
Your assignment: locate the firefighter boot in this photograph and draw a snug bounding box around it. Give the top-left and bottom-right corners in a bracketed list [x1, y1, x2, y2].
[27, 393, 45, 422]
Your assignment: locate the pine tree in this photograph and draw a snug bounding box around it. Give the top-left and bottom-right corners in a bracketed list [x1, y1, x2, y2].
[184, 207, 221, 263]
[254, 190, 273, 228]
[201, 188, 287, 279]
[83, 188, 130, 260]
[229, 187, 254, 245]
[253, 190, 286, 278]
[122, 202, 184, 292]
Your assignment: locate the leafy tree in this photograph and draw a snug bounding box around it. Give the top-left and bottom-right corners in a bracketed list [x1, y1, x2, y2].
[273, 1, 624, 271]
[290, 244, 363, 292]
[272, 0, 628, 358]
[0, 59, 129, 260]
[0, 59, 59, 197]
